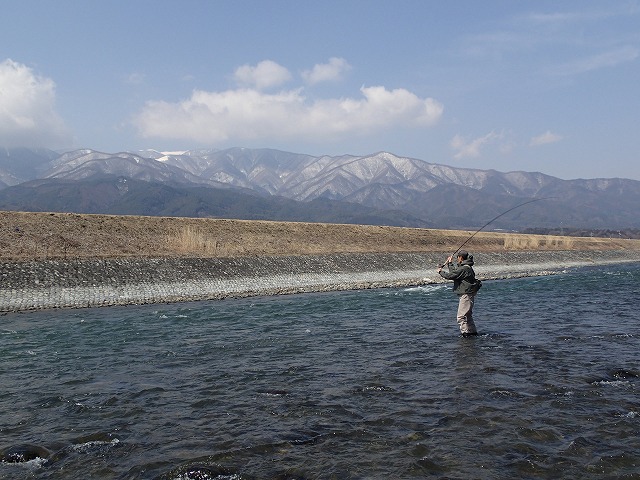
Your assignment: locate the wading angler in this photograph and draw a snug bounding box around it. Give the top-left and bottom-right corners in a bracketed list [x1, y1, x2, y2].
[438, 250, 482, 336]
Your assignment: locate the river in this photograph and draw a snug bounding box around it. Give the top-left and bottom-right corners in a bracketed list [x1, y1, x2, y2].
[1, 264, 638, 479]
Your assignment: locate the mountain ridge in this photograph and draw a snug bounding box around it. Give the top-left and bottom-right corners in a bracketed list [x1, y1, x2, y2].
[0, 146, 638, 230]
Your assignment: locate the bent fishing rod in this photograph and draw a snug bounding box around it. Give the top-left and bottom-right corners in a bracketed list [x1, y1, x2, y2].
[439, 197, 551, 267]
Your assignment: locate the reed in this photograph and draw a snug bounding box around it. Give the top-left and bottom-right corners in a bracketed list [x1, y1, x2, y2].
[503, 233, 575, 250]
[168, 226, 222, 255]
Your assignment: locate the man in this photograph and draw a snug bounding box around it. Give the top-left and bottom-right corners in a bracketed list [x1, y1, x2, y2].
[438, 250, 479, 337]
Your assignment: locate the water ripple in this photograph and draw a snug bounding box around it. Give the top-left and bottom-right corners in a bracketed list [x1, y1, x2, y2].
[1, 265, 639, 478]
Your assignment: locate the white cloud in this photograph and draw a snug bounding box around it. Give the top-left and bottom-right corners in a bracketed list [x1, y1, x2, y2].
[464, 5, 640, 75]
[530, 130, 563, 147]
[125, 72, 145, 85]
[0, 59, 70, 148]
[523, 3, 639, 26]
[551, 46, 639, 76]
[302, 57, 352, 84]
[450, 131, 501, 159]
[133, 84, 443, 144]
[233, 60, 292, 90]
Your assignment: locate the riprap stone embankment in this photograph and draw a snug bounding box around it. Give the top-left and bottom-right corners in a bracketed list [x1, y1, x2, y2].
[1, 250, 638, 312]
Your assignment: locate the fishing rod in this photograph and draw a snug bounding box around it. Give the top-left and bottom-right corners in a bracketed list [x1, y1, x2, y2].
[439, 197, 551, 267]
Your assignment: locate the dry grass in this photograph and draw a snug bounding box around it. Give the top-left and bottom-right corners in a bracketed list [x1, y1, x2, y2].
[502, 233, 575, 250]
[168, 226, 222, 256]
[1, 210, 639, 261]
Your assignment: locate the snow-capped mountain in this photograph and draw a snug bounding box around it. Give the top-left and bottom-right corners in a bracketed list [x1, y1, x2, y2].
[1, 146, 639, 230]
[42, 149, 235, 189]
[155, 147, 561, 203]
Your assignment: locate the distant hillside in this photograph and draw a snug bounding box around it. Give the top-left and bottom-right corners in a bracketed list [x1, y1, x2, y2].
[0, 147, 58, 187]
[0, 176, 430, 228]
[1, 147, 639, 231]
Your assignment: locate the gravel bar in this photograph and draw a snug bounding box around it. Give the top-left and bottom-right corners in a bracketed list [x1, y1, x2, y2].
[1, 250, 639, 312]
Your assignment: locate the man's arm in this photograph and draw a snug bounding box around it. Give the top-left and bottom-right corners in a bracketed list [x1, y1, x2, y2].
[438, 262, 464, 280]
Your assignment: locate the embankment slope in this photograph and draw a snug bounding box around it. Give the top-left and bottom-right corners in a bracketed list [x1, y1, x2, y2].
[2, 211, 639, 312]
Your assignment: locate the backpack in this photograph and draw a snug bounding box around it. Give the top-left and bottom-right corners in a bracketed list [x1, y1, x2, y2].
[470, 279, 482, 293]
[461, 265, 482, 293]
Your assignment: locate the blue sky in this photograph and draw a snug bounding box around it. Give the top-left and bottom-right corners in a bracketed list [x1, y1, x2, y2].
[1, 1, 639, 180]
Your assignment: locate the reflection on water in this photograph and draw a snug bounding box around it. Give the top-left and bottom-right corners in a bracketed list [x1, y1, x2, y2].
[1, 266, 639, 479]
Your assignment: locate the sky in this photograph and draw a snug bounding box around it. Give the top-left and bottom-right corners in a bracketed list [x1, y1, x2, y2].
[1, 1, 639, 181]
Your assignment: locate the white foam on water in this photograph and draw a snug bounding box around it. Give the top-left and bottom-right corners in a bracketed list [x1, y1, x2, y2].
[173, 472, 242, 480]
[401, 284, 446, 294]
[72, 438, 120, 452]
[592, 380, 631, 388]
[0, 456, 47, 471]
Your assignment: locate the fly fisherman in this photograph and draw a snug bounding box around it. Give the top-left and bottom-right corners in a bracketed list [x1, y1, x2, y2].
[438, 250, 480, 337]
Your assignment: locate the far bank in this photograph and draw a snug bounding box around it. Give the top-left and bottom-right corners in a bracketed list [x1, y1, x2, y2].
[3, 211, 640, 312]
[2, 210, 640, 261]
[2, 250, 639, 312]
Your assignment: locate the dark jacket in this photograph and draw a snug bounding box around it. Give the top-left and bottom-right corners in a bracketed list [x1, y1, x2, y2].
[439, 256, 477, 295]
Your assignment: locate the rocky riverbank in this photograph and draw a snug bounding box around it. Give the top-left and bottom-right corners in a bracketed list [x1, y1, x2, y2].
[2, 211, 640, 312]
[2, 250, 639, 312]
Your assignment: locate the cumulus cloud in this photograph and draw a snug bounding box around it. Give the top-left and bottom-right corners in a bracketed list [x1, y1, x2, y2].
[302, 57, 352, 84]
[530, 130, 563, 146]
[450, 131, 502, 159]
[133, 84, 443, 144]
[233, 60, 292, 90]
[0, 59, 70, 147]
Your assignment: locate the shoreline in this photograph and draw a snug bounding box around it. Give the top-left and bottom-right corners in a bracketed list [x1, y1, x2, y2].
[2, 250, 638, 313]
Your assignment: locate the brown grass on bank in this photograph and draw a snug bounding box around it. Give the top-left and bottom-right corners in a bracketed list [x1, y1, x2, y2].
[1, 210, 639, 262]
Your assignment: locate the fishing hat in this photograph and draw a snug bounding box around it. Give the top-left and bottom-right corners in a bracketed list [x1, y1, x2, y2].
[457, 250, 469, 259]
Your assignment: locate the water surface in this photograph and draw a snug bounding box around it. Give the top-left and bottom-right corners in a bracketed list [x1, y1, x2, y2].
[1, 265, 639, 479]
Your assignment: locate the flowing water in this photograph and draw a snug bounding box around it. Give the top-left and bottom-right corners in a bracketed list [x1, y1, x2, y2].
[1, 264, 639, 479]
